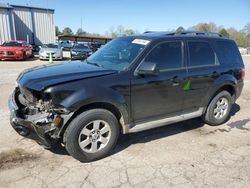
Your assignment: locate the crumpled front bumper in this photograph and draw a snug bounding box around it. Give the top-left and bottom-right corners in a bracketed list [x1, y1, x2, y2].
[8, 92, 57, 148]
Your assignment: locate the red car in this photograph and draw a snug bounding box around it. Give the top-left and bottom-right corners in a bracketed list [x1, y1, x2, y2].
[0, 40, 33, 60]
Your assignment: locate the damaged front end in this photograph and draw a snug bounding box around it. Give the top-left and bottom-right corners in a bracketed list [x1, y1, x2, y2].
[8, 85, 73, 148]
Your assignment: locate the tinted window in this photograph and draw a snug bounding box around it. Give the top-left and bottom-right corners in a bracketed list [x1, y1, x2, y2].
[2, 42, 23, 47]
[87, 37, 147, 71]
[42, 43, 59, 48]
[73, 44, 89, 49]
[145, 42, 182, 70]
[215, 41, 242, 64]
[188, 41, 217, 66]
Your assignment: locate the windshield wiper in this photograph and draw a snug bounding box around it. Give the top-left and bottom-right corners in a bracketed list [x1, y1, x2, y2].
[86, 59, 104, 68]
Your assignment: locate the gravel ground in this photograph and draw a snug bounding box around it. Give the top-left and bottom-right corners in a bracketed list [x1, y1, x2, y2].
[0, 56, 249, 188]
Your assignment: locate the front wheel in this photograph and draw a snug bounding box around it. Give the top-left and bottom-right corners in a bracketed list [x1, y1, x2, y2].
[202, 91, 232, 126]
[65, 109, 120, 162]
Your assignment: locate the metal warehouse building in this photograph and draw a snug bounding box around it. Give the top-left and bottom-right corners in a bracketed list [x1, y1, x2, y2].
[0, 3, 55, 45]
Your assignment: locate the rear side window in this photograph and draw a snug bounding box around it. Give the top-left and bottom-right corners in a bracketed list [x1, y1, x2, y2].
[188, 41, 218, 66]
[144, 41, 182, 70]
[215, 41, 242, 65]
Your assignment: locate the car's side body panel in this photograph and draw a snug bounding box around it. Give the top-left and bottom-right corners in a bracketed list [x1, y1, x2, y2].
[8, 34, 245, 149]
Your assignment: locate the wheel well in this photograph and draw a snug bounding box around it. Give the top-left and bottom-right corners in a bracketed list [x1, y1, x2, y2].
[202, 84, 236, 115]
[60, 102, 125, 140]
[207, 84, 236, 108]
[215, 85, 235, 99]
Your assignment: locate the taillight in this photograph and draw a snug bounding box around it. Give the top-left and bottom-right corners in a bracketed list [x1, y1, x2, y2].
[240, 69, 245, 80]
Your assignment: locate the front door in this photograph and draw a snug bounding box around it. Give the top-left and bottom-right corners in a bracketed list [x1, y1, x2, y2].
[131, 40, 187, 122]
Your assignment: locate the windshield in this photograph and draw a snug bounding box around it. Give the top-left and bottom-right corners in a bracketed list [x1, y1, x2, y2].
[42, 43, 59, 49]
[2, 41, 23, 47]
[87, 37, 149, 71]
[73, 44, 89, 49]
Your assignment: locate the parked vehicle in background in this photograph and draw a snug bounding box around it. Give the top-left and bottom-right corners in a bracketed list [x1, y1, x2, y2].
[39, 43, 63, 60]
[247, 47, 250, 54]
[89, 42, 102, 52]
[31, 44, 40, 53]
[0, 40, 33, 60]
[60, 40, 72, 51]
[9, 31, 244, 162]
[70, 43, 92, 60]
[238, 47, 248, 55]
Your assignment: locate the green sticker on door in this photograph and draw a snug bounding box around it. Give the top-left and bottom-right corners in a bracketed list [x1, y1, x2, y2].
[183, 80, 192, 91]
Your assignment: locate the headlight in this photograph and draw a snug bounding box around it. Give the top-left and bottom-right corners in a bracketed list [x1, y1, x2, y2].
[71, 51, 77, 55]
[16, 51, 23, 54]
[39, 50, 45, 55]
[88, 51, 93, 55]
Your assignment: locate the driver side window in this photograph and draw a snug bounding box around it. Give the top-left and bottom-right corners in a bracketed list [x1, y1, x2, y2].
[144, 41, 183, 70]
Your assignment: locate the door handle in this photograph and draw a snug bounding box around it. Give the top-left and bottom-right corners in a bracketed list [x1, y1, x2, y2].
[212, 71, 219, 77]
[171, 76, 180, 86]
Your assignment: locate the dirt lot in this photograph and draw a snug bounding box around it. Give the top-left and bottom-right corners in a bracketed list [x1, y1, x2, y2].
[0, 56, 250, 188]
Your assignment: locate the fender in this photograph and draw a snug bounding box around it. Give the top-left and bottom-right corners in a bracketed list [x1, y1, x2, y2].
[47, 84, 130, 133]
[201, 74, 237, 110]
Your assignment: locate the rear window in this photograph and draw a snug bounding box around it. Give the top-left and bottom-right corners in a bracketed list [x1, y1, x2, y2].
[188, 41, 218, 66]
[215, 41, 242, 65]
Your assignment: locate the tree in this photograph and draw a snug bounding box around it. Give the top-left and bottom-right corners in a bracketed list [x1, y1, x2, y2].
[117, 25, 125, 37]
[219, 28, 230, 38]
[176, 26, 185, 33]
[227, 27, 248, 47]
[242, 23, 250, 35]
[55, 26, 62, 36]
[192, 22, 219, 32]
[62, 27, 73, 35]
[124, 29, 136, 36]
[106, 25, 139, 38]
[76, 28, 87, 36]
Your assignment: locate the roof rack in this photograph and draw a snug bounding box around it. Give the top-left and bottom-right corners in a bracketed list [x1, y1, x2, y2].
[171, 30, 222, 37]
[144, 30, 223, 37]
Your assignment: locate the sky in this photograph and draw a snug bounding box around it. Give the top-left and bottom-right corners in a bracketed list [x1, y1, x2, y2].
[1, 0, 250, 35]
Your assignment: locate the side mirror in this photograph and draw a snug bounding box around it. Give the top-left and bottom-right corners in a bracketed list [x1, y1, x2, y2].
[137, 62, 159, 75]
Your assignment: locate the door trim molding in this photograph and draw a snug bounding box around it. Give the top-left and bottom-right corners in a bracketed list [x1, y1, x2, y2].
[127, 108, 204, 133]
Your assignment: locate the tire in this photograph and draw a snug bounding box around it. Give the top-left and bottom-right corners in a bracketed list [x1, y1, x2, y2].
[202, 91, 232, 126]
[65, 109, 120, 162]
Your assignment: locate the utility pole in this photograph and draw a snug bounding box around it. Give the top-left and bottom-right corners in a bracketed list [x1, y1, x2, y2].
[81, 17, 83, 31]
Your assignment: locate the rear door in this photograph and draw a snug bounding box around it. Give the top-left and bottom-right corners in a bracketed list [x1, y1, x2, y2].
[131, 40, 187, 122]
[182, 40, 220, 111]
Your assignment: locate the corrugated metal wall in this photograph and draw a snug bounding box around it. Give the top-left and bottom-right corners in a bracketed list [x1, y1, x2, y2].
[0, 5, 55, 45]
[0, 8, 12, 44]
[32, 9, 55, 45]
[13, 7, 34, 44]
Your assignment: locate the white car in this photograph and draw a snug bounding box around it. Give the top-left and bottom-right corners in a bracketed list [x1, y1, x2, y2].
[39, 43, 63, 60]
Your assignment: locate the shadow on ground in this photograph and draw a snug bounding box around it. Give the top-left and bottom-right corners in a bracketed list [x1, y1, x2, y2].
[1, 56, 39, 62]
[48, 103, 241, 157]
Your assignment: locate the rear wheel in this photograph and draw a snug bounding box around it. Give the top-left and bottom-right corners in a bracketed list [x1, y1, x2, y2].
[202, 91, 232, 126]
[65, 109, 120, 162]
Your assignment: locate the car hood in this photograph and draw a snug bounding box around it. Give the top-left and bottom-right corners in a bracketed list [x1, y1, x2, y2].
[17, 61, 117, 91]
[0, 46, 24, 51]
[40, 48, 61, 53]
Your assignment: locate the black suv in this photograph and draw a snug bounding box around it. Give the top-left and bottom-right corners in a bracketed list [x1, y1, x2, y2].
[9, 31, 245, 162]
